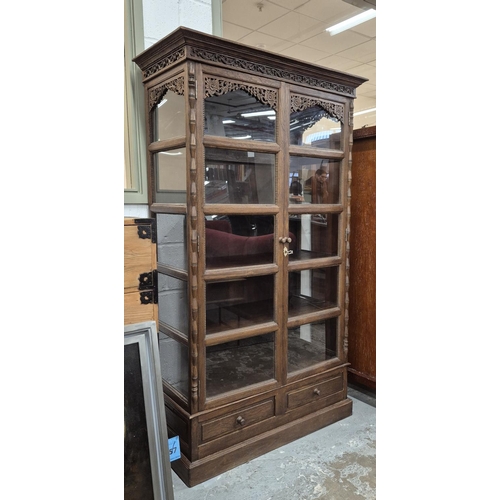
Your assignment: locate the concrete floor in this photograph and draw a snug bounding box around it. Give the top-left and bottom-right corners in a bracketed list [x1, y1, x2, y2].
[170, 387, 376, 500]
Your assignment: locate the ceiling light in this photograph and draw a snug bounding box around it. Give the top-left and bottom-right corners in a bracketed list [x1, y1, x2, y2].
[222, 119, 235, 124]
[233, 135, 251, 139]
[241, 110, 276, 118]
[353, 107, 376, 116]
[326, 9, 376, 36]
[160, 151, 183, 155]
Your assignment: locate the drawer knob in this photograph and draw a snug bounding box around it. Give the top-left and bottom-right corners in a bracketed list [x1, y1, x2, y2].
[236, 416, 245, 425]
[313, 388, 321, 396]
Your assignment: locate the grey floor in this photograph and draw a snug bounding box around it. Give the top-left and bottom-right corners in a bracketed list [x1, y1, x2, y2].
[170, 386, 376, 500]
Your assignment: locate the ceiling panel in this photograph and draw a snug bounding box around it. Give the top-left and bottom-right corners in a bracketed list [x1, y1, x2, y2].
[237, 31, 295, 52]
[222, 21, 252, 41]
[222, 0, 289, 31]
[257, 11, 324, 43]
[301, 29, 371, 55]
[279, 44, 333, 63]
[335, 39, 376, 63]
[295, 0, 360, 23]
[221, 0, 376, 128]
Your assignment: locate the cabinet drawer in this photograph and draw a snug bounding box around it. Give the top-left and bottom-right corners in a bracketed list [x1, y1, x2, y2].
[201, 398, 275, 443]
[287, 374, 343, 411]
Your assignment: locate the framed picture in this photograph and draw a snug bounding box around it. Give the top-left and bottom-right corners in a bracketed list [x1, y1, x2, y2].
[124, 321, 174, 500]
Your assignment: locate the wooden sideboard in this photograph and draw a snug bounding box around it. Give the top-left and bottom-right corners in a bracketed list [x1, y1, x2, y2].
[347, 126, 376, 391]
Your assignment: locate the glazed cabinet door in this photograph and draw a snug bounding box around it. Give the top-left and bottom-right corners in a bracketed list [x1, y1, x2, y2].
[283, 89, 349, 380]
[201, 74, 282, 405]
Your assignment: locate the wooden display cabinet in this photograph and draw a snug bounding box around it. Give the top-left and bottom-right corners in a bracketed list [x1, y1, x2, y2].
[133, 27, 367, 486]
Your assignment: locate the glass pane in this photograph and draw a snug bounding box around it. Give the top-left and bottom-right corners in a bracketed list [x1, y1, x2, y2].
[288, 266, 339, 317]
[205, 89, 275, 142]
[206, 333, 275, 397]
[205, 216, 275, 269]
[158, 332, 189, 398]
[287, 318, 337, 373]
[288, 213, 339, 260]
[289, 157, 340, 205]
[206, 275, 275, 334]
[154, 91, 185, 141]
[154, 148, 186, 203]
[290, 106, 341, 149]
[205, 148, 275, 204]
[158, 274, 188, 335]
[157, 214, 187, 270]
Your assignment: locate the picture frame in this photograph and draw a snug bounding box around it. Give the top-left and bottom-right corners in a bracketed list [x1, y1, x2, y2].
[124, 321, 174, 500]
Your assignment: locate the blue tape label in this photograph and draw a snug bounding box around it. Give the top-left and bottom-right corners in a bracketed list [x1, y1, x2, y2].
[168, 436, 180, 462]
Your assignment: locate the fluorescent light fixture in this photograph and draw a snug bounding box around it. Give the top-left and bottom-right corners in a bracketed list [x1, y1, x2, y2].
[160, 151, 183, 155]
[158, 98, 168, 107]
[233, 135, 252, 139]
[353, 107, 376, 116]
[241, 110, 276, 118]
[326, 9, 376, 36]
[267, 116, 276, 121]
[222, 119, 235, 124]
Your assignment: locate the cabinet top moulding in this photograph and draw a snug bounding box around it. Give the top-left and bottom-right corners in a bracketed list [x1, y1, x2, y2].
[133, 26, 368, 97]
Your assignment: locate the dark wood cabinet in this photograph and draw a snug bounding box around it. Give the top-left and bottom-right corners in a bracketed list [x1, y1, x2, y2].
[348, 126, 376, 390]
[133, 27, 367, 486]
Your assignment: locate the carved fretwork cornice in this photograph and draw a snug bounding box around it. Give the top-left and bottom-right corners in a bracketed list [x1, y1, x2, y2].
[290, 95, 344, 124]
[149, 77, 185, 111]
[193, 47, 356, 97]
[204, 77, 278, 110]
[143, 48, 185, 79]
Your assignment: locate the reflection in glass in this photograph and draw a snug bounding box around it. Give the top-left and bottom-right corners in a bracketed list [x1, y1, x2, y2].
[287, 318, 337, 373]
[205, 89, 276, 142]
[288, 214, 338, 260]
[158, 332, 189, 398]
[154, 148, 186, 203]
[290, 106, 341, 149]
[288, 266, 338, 317]
[154, 91, 186, 141]
[205, 148, 275, 204]
[157, 214, 187, 270]
[206, 333, 275, 397]
[205, 216, 276, 269]
[158, 274, 188, 335]
[206, 275, 275, 334]
[289, 157, 341, 205]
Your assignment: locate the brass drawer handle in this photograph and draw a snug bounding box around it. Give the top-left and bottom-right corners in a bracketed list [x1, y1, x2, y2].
[313, 388, 321, 396]
[236, 416, 245, 425]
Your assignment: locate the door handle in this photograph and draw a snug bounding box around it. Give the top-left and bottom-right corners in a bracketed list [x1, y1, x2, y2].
[283, 246, 293, 257]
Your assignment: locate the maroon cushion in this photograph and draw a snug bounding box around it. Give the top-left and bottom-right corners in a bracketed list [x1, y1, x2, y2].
[205, 229, 295, 259]
[205, 220, 232, 233]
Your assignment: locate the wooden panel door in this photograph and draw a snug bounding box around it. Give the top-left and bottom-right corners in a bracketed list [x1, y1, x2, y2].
[348, 126, 376, 390]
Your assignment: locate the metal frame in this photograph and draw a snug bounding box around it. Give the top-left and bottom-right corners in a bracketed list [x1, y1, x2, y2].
[124, 321, 174, 500]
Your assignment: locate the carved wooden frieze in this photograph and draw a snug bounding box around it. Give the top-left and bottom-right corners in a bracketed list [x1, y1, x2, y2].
[143, 48, 185, 79]
[149, 76, 185, 111]
[192, 47, 356, 97]
[290, 95, 344, 123]
[205, 77, 278, 110]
